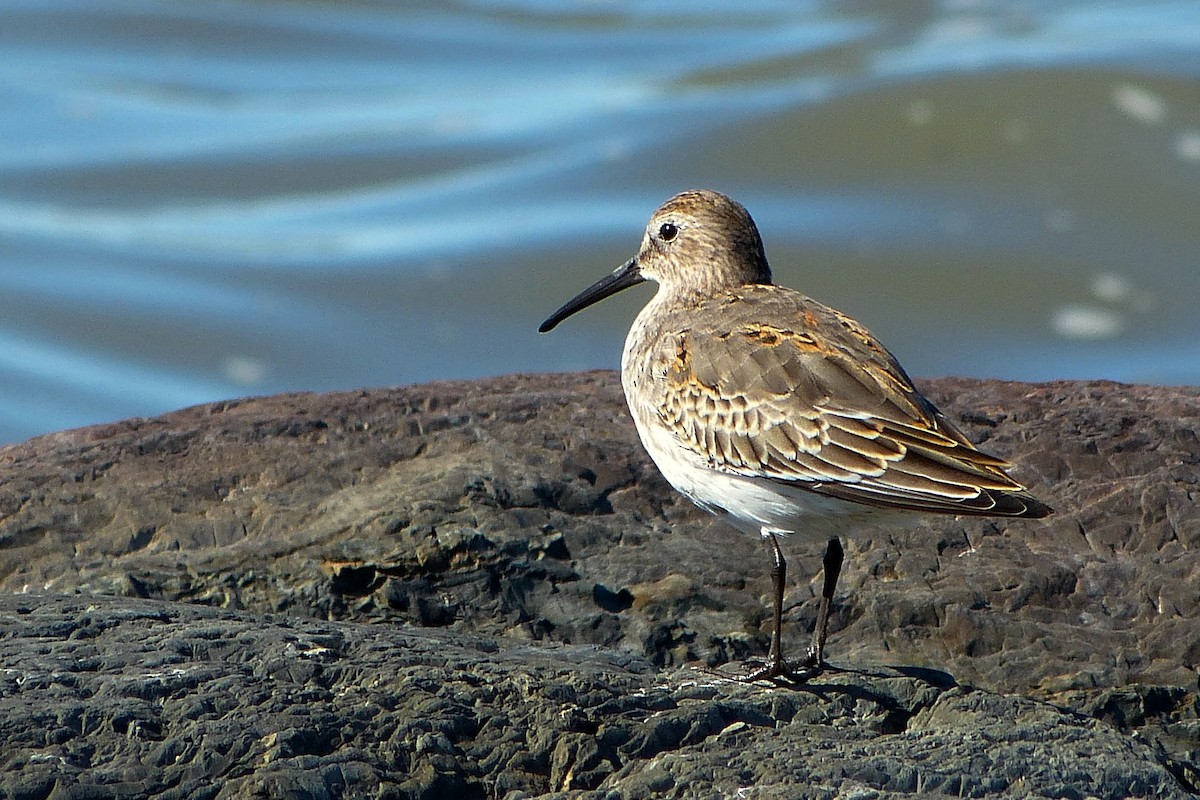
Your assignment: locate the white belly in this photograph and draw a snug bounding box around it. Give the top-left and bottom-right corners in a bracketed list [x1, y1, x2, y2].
[619, 295, 900, 541]
[633, 414, 893, 541]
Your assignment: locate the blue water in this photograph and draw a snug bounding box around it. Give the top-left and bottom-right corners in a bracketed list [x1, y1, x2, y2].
[2, 0, 1199, 444]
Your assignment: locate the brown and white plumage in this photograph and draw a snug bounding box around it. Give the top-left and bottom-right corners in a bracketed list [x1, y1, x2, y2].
[540, 189, 1052, 681]
[631, 284, 1049, 522]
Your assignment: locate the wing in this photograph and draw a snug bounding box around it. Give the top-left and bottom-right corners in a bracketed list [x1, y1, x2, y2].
[647, 286, 1050, 518]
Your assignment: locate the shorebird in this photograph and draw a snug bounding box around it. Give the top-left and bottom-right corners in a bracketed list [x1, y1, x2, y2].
[539, 189, 1052, 682]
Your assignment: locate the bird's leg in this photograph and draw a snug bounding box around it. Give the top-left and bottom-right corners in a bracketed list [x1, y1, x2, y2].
[797, 536, 843, 671]
[733, 534, 842, 683]
[765, 532, 787, 669]
[737, 533, 791, 681]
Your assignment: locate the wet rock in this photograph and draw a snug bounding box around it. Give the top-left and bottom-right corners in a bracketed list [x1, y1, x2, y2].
[0, 372, 1198, 797]
[0, 594, 1192, 799]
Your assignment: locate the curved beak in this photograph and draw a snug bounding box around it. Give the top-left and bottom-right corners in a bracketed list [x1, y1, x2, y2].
[538, 257, 644, 333]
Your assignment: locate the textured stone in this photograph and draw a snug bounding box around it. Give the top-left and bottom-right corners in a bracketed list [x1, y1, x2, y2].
[0, 372, 1198, 797]
[0, 594, 1191, 799]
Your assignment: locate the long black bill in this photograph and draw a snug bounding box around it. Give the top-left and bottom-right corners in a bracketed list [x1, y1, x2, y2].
[538, 257, 644, 333]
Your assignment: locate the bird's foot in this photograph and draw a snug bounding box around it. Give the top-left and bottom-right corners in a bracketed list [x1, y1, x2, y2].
[717, 648, 824, 685]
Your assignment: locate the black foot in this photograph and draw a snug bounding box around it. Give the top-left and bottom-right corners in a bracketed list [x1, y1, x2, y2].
[717, 648, 825, 684]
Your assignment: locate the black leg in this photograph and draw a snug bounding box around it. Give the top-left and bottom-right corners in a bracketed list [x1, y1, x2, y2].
[728, 534, 843, 684]
[802, 537, 843, 668]
[766, 533, 787, 668]
[735, 533, 790, 681]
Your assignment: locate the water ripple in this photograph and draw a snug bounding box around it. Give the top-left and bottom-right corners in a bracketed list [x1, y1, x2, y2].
[0, 0, 1198, 443]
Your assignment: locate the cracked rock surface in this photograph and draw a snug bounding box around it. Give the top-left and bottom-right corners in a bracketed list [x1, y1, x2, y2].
[0, 372, 1198, 797]
[0, 594, 1192, 799]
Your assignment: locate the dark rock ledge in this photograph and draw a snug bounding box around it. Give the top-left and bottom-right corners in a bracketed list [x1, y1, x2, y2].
[0, 371, 1198, 798]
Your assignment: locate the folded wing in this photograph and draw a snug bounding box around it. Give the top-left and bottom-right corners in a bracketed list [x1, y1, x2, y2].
[650, 287, 1051, 518]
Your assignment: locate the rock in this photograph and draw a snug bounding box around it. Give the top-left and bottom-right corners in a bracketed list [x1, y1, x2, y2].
[0, 593, 1191, 799]
[0, 372, 1198, 797]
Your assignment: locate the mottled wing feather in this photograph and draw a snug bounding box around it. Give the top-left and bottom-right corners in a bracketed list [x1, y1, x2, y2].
[652, 286, 1048, 517]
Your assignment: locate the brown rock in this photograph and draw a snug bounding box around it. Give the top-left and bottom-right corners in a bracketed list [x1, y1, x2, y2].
[0, 372, 1197, 796]
[0, 593, 1192, 799]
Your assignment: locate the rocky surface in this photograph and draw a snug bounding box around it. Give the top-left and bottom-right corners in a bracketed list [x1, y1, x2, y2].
[0, 593, 1191, 800]
[0, 371, 1198, 798]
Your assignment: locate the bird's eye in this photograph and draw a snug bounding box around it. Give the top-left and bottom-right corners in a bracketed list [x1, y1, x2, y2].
[658, 222, 679, 242]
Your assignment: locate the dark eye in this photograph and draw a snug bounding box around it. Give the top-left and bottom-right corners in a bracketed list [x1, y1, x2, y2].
[658, 222, 679, 242]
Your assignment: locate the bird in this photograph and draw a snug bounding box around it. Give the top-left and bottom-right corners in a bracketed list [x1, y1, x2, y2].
[539, 189, 1052, 682]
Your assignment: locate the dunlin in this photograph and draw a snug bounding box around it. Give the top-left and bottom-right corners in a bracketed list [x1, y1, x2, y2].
[540, 190, 1052, 681]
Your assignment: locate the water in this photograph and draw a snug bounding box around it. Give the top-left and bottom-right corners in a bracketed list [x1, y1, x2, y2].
[3, 0, 1199, 445]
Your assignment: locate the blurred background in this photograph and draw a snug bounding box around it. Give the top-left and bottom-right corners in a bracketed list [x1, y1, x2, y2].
[2, 0, 1198, 446]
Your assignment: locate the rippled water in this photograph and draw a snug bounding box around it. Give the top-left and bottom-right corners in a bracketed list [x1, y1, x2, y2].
[3, 0, 1199, 444]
